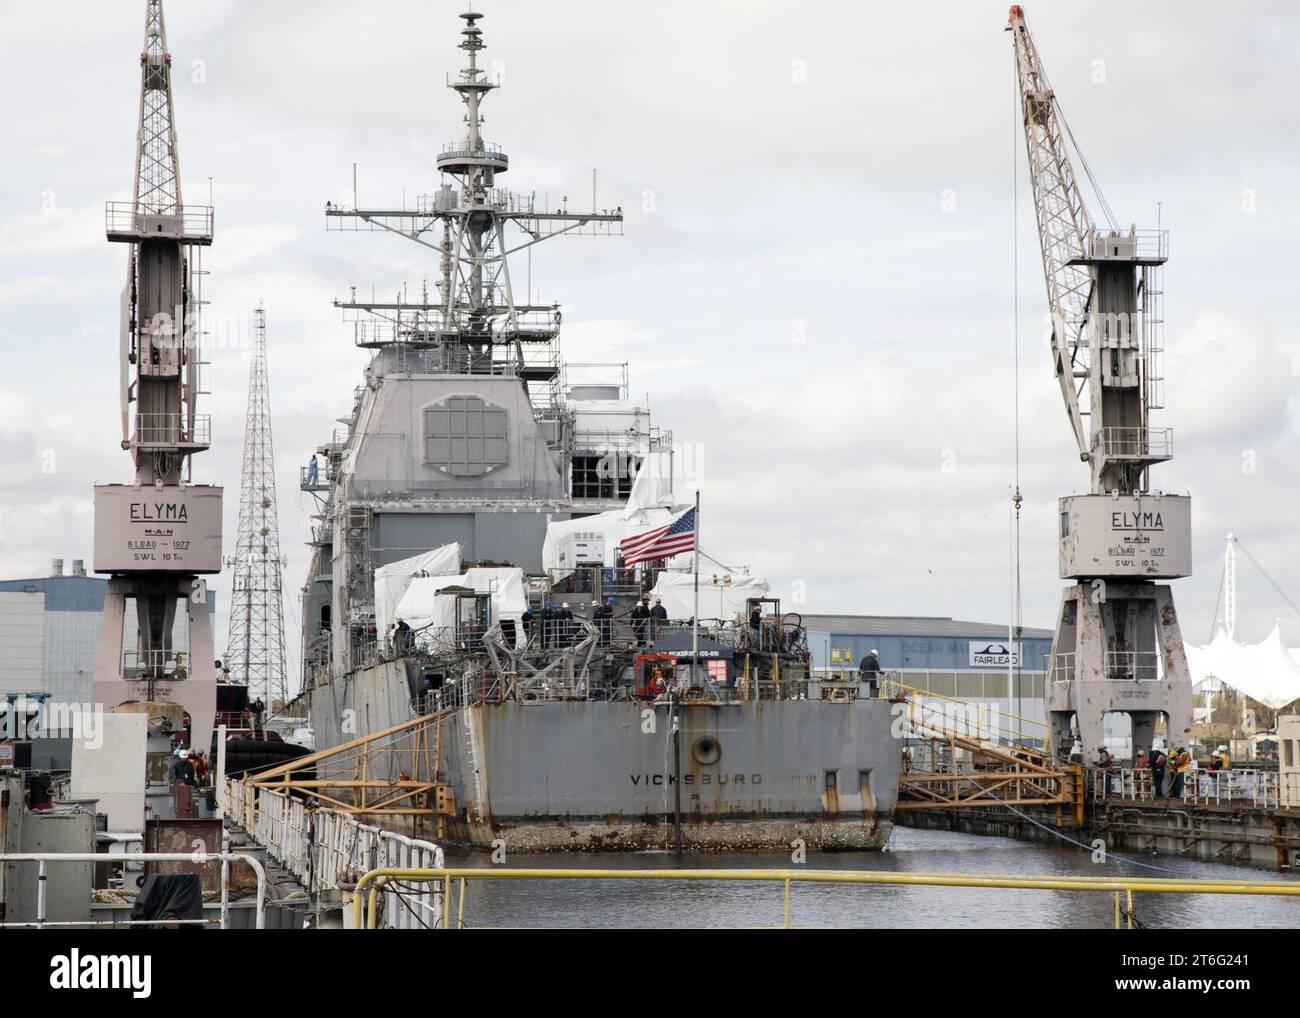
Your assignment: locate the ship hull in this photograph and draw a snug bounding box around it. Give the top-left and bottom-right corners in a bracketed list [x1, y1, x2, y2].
[308, 661, 902, 852]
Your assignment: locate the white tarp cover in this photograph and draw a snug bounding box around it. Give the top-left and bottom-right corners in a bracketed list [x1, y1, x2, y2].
[649, 569, 770, 624]
[622, 448, 679, 518]
[1186, 624, 1300, 710]
[374, 543, 461, 637]
[394, 566, 528, 649]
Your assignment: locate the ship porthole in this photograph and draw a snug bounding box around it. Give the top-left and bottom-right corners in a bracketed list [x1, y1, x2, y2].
[692, 736, 721, 766]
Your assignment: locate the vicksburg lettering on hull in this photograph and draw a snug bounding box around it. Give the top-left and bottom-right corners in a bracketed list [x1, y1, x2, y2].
[632, 773, 765, 787]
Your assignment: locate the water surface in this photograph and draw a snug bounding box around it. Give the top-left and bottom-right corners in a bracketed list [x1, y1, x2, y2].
[439, 826, 1299, 928]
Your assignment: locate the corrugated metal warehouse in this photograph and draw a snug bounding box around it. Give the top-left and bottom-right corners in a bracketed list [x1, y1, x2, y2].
[802, 614, 1054, 724]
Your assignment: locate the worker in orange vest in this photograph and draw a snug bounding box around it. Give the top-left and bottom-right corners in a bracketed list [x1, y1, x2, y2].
[1207, 745, 1231, 772]
[1169, 745, 1192, 797]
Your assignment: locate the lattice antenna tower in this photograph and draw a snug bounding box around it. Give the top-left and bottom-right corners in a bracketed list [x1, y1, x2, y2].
[225, 308, 288, 704]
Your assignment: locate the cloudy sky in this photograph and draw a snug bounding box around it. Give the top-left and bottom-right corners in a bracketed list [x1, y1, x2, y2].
[2, 0, 1298, 688]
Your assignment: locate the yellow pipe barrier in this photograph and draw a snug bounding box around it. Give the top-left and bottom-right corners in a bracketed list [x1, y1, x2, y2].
[351, 867, 1300, 929]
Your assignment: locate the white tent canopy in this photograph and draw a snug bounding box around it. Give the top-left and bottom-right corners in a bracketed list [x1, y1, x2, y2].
[374, 543, 461, 637]
[1186, 624, 1300, 710]
[649, 569, 770, 624]
[394, 566, 528, 649]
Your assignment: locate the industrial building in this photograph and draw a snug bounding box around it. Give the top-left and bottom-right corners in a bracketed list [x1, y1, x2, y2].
[0, 559, 215, 764]
[804, 614, 1053, 729]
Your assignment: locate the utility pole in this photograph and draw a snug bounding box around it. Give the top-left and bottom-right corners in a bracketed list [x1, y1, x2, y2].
[225, 308, 288, 706]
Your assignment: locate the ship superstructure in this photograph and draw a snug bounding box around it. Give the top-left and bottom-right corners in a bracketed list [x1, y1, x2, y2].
[298, 11, 902, 852]
[302, 11, 645, 680]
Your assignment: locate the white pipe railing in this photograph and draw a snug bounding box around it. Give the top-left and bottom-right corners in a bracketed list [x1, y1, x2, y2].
[224, 777, 445, 929]
[0, 851, 267, 929]
[1094, 767, 1279, 808]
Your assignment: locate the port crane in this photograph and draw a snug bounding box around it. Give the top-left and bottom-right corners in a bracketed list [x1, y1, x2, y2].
[92, 0, 221, 753]
[1009, 6, 1191, 760]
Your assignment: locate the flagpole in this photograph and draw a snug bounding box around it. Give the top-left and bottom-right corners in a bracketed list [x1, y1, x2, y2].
[691, 490, 700, 688]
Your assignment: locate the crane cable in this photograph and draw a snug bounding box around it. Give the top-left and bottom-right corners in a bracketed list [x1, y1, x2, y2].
[1034, 49, 1119, 232]
[1234, 537, 1300, 625]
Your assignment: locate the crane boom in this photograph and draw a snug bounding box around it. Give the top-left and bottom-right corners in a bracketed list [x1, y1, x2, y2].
[134, 0, 183, 214]
[1008, 5, 1093, 460]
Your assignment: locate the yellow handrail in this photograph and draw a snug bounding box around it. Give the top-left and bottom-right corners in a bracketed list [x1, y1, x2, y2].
[352, 866, 1300, 930]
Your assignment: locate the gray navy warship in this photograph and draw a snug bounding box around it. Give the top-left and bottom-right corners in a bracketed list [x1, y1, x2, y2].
[299, 11, 902, 852]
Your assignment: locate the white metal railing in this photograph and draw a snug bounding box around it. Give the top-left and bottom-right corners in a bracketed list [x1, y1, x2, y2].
[1094, 767, 1278, 808]
[134, 411, 211, 447]
[1093, 426, 1172, 461]
[224, 778, 444, 930]
[105, 200, 214, 240]
[0, 851, 266, 929]
[438, 144, 508, 164]
[122, 648, 186, 677]
[1133, 229, 1169, 260]
[1103, 650, 1160, 682]
[1087, 228, 1167, 261]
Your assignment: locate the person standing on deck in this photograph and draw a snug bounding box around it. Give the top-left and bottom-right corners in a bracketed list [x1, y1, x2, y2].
[1169, 745, 1191, 797]
[649, 597, 668, 640]
[1150, 746, 1168, 798]
[593, 599, 613, 645]
[858, 648, 881, 697]
[540, 602, 555, 649]
[631, 596, 651, 646]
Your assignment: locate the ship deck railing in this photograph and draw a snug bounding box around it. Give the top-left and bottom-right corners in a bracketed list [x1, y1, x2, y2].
[412, 672, 875, 714]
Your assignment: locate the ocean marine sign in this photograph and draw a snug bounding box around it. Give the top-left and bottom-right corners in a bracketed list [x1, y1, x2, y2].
[93, 484, 223, 574]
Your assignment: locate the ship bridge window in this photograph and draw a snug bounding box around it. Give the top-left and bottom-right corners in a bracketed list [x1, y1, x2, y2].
[424, 396, 508, 477]
[571, 453, 638, 499]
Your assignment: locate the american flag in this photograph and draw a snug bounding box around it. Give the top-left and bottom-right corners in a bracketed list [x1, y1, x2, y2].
[619, 507, 697, 566]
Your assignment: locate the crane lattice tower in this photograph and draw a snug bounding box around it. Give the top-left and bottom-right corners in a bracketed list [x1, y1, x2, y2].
[225, 308, 288, 705]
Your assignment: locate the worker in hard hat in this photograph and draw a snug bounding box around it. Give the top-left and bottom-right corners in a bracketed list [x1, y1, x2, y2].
[393, 616, 414, 655]
[1169, 745, 1192, 797]
[631, 596, 651, 646]
[1149, 745, 1168, 798]
[1207, 745, 1231, 772]
[858, 648, 882, 697]
[592, 598, 613, 645]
